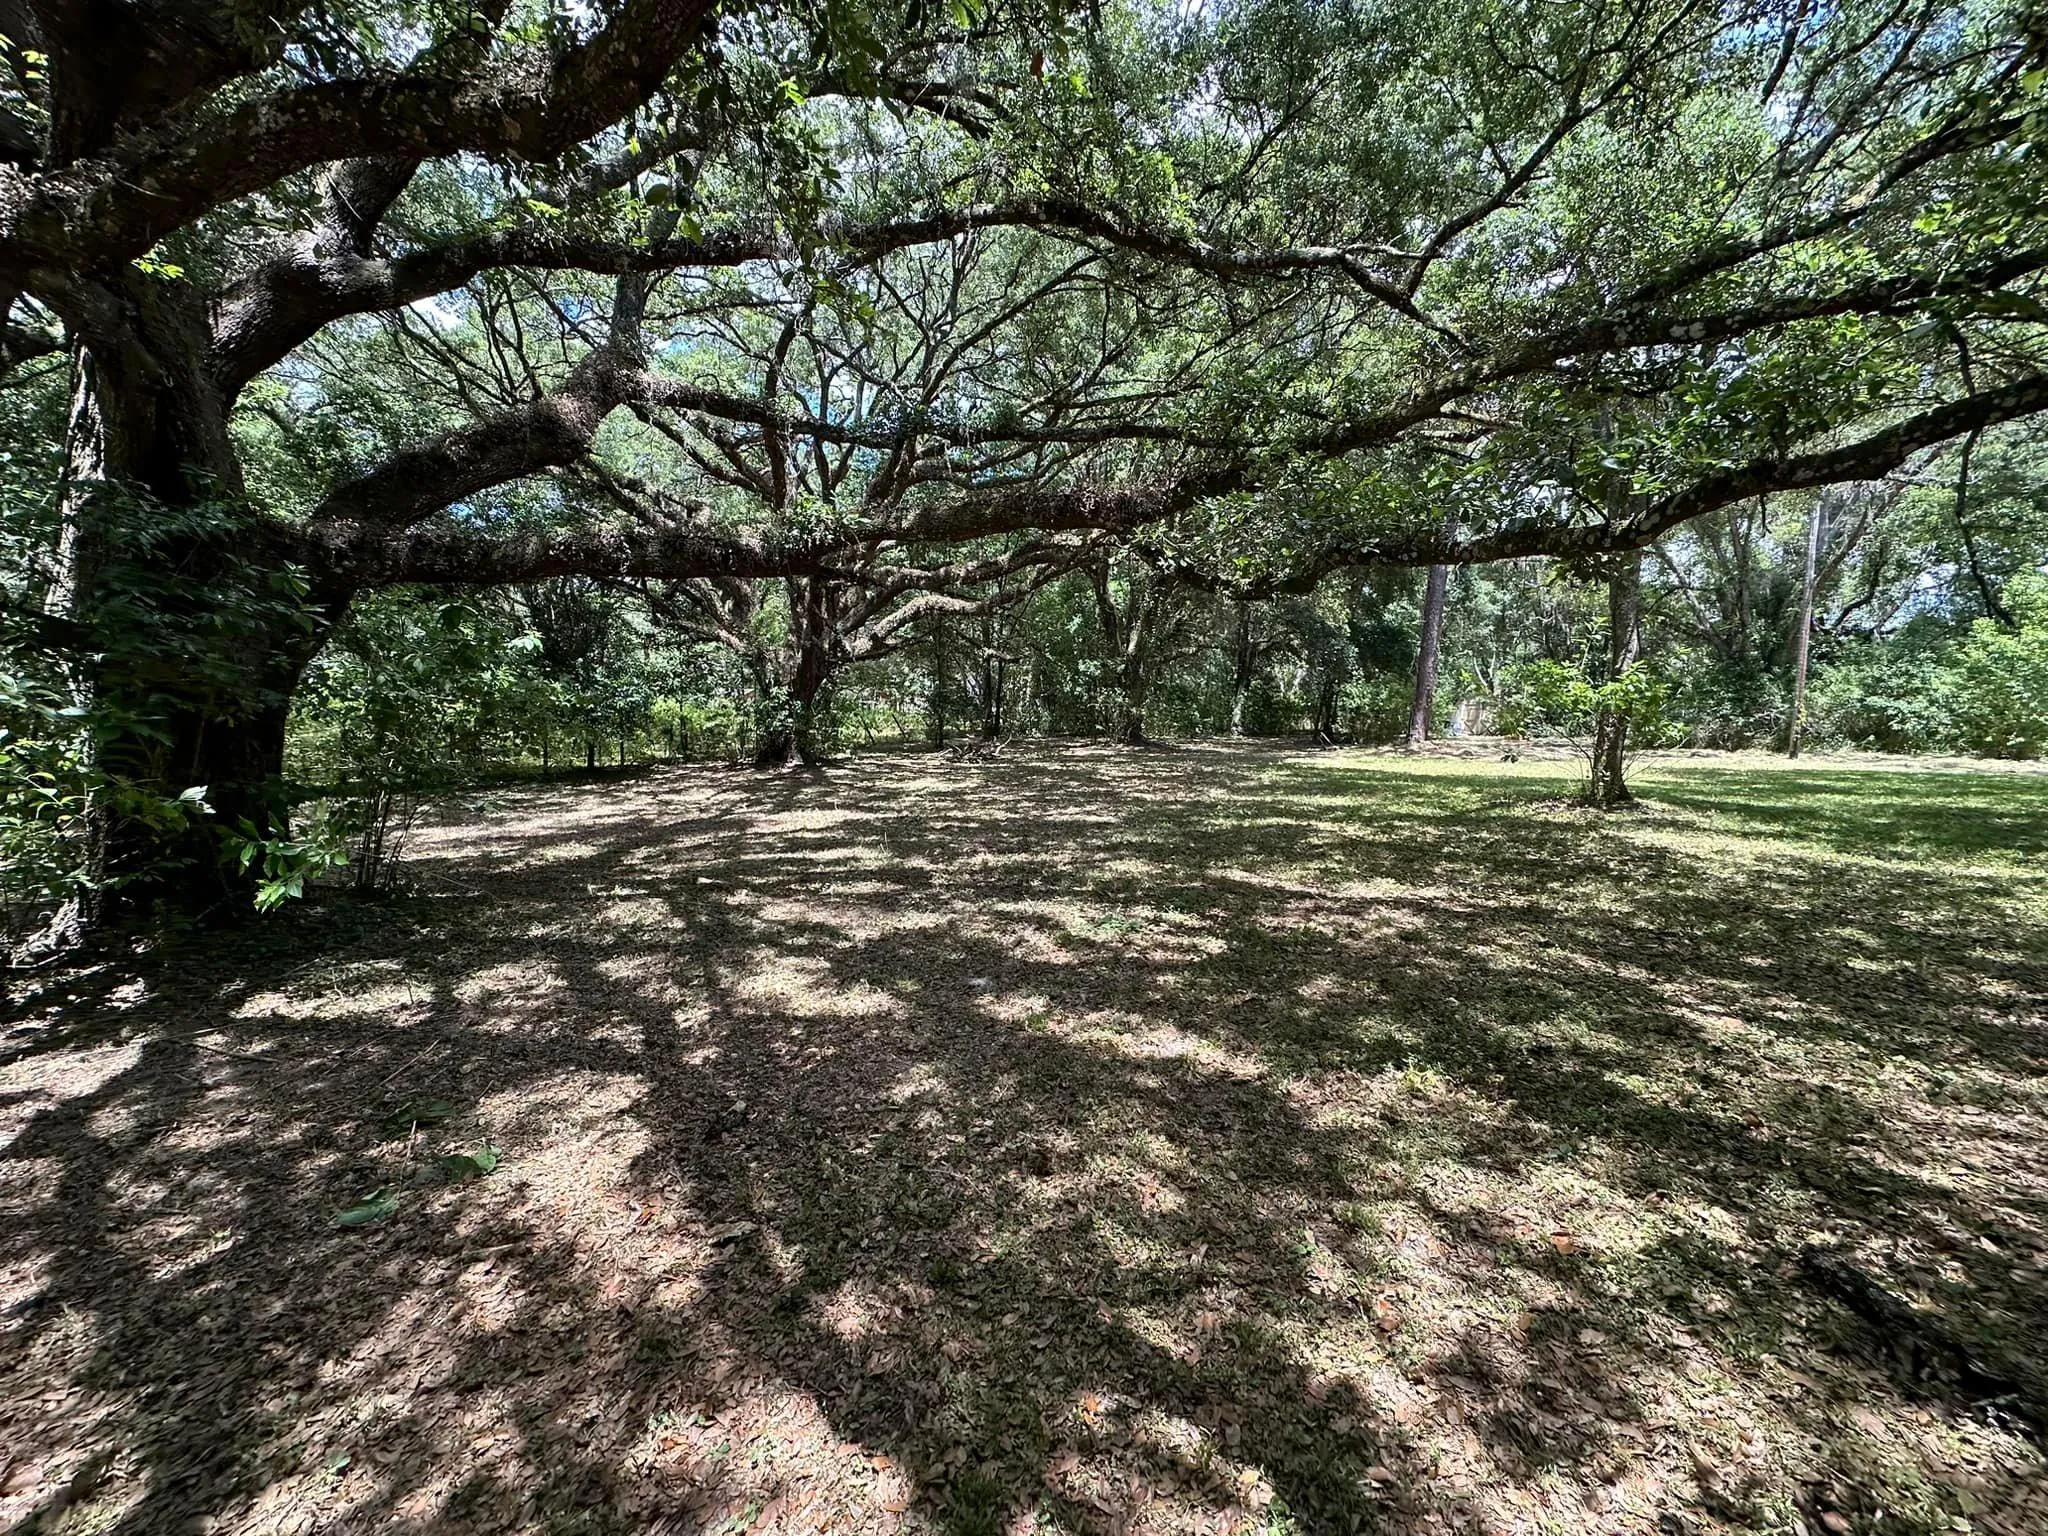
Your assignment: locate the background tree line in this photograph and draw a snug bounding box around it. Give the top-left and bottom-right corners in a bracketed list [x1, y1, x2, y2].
[267, 428, 2048, 785]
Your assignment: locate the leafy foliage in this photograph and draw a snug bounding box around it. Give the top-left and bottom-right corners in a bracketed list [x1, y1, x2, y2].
[1, 487, 318, 940]
[1946, 576, 2048, 758]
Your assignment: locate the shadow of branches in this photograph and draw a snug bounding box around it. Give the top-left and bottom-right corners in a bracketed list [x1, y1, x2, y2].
[3, 741, 2045, 1535]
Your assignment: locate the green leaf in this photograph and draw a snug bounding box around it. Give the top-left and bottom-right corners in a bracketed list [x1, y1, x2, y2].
[435, 1143, 501, 1180]
[332, 1190, 398, 1228]
[379, 1098, 456, 1138]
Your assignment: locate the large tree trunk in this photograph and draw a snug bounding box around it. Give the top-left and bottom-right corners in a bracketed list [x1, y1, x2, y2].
[1589, 552, 1643, 808]
[37, 288, 336, 933]
[1405, 563, 1449, 749]
[1115, 680, 1150, 745]
[1113, 639, 1156, 745]
[753, 630, 835, 769]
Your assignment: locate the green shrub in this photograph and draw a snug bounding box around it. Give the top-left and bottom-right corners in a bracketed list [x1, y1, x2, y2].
[1806, 636, 1952, 753]
[1657, 649, 1786, 749]
[1806, 587, 2048, 759]
[1337, 673, 1411, 743]
[1947, 576, 2048, 758]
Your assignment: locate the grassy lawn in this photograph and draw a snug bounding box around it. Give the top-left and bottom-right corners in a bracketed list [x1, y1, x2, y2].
[4, 741, 2046, 1536]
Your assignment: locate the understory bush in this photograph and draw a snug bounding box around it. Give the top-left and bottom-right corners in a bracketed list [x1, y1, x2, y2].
[1494, 659, 1675, 797]
[1805, 634, 1954, 753]
[1338, 672, 1446, 742]
[1806, 589, 2048, 758]
[1658, 649, 1788, 749]
[292, 595, 517, 894]
[1947, 580, 2048, 758]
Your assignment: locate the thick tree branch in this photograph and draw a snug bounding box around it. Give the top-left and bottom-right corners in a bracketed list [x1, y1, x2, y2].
[301, 477, 1181, 588]
[1249, 373, 2048, 592]
[1, 0, 717, 291]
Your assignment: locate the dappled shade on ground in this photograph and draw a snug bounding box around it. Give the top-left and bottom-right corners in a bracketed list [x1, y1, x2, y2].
[4, 741, 2047, 1535]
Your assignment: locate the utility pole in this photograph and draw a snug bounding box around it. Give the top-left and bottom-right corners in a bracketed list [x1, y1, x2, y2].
[1787, 493, 1826, 758]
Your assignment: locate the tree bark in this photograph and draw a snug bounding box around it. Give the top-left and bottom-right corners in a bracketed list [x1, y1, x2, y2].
[1092, 564, 1168, 746]
[1405, 563, 1449, 749]
[1312, 672, 1340, 744]
[1589, 552, 1642, 807]
[979, 652, 1007, 739]
[1229, 601, 1255, 736]
[38, 294, 342, 927]
[753, 622, 834, 769]
[1114, 666, 1151, 745]
[927, 616, 949, 746]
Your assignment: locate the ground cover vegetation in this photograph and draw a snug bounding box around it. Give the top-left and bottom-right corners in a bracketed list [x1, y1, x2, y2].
[4, 0, 2048, 1530]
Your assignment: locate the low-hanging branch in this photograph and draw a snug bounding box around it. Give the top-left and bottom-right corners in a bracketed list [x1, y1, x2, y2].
[1195, 372, 2048, 596]
[299, 371, 2048, 590]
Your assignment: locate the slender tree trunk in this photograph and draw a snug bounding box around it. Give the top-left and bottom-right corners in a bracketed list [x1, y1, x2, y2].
[1313, 673, 1339, 743]
[1406, 563, 1450, 749]
[1589, 552, 1643, 807]
[1229, 602, 1255, 737]
[1093, 566, 1166, 746]
[978, 654, 1000, 738]
[928, 618, 949, 746]
[1732, 500, 1755, 662]
[1786, 493, 1827, 758]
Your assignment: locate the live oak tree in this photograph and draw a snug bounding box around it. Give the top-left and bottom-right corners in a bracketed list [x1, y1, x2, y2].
[5, 0, 2048, 926]
[0, 0, 1077, 921]
[635, 545, 1081, 764]
[1087, 553, 1196, 744]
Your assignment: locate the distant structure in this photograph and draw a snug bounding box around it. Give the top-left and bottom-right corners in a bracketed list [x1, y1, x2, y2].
[1448, 700, 1493, 738]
